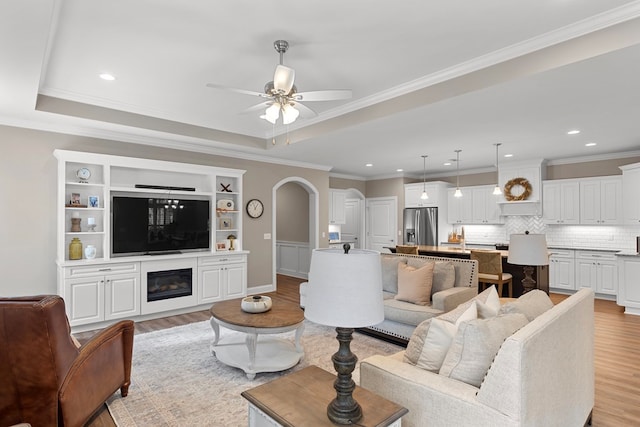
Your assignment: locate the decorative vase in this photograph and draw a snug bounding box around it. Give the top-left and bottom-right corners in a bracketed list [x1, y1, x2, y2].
[69, 238, 83, 260]
[70, 217, 82, 232]
[84, 245, 97, 260]
[241, 295, 272, 313]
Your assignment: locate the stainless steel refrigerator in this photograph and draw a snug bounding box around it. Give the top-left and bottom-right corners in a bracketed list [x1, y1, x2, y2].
[403, 207, 438, 246]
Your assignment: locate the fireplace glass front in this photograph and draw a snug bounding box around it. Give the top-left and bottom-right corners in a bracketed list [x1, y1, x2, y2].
[147, 268, 193, 302]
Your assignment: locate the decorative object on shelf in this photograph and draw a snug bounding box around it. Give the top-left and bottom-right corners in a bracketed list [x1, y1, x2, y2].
[504, 177, 532, 201]
[76, 167, 91, 183]
[508, 231, 549, 293]
[227, 234, 237, 251]
[246, 199, 264, 218]
[87, 217, 96, 232]
[88, 195, 99, 208]
[217, 199, 235, 210]
[220, 183, 232, 192]
[216, 241, 228, 251]
[304, 247, 384, 424]
[69, 193, 82, 206]
[219, 217, 233, 230]
[454, 149, 463, 198]
[69, 237, 83, 260]
[493, 143, 502, 195]
[420, 155, 429, 200]
[70, 214, 82, 232]
[240, 295, 273, 313]
[84, 245, 97, 260]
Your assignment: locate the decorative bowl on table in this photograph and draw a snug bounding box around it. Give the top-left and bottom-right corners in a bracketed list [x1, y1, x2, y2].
[241, 295, 272, 313]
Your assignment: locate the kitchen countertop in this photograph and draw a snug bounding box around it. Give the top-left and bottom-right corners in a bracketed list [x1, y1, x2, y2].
[442, 242, 626, 254]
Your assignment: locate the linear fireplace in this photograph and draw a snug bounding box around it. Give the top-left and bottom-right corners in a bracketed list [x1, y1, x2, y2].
[141, 258, 198, 315]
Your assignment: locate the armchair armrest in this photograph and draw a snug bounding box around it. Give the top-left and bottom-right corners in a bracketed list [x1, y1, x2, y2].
[432, 287, 477, 312]
[58, 320, 134, 427]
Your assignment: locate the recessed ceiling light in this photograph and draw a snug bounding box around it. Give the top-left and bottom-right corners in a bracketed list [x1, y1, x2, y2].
[99, 73, 116, 81]
[585, 142, 597, 147]
[504, 154, 513, 158]
[443, 162, 452, 166]
[365, 163, 373, 167]
[396, 168, 403, 172]
[567, 129, 580, 135]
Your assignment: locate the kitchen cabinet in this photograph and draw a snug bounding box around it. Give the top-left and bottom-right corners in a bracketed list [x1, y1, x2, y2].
[579, 177, 622, 225]
[542, 180, 580, 224]
[447, 188, 473, 224]
[620, 162, 640, 224]
[329, 189, 347, 224]
[198, 254, 247, 304]
[575, 251, 617, 296]
[498, 161, 545, 202]
[471, 185, 503, 224]
[548, 249, 575, 291]
[617, 254, 640, 315]
[404, 182, 450, 208]
[61, 262, 140, 326]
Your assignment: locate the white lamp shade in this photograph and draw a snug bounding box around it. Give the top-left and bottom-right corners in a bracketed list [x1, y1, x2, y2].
[282, 103, 300, 125]
[508, 233, 549, 266]
[305, 249, 384, 328]
[273, 65, 295, 94]
[262, 103, 280, 124]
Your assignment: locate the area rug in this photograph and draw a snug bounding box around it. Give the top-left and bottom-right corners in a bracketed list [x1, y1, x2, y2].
[106, 320, 403, 427]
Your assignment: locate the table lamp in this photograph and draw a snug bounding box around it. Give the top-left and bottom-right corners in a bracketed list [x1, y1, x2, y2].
[304, 245, 384, 425]
[508, 232, 549, 293]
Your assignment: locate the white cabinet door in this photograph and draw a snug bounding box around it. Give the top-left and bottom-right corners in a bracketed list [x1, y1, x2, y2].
[575, 258, 597, 291]
[404, 184, 423, 208]
[576, 251, 618, 295]
[198, 255, 247, 304]
[598, 260, 618, 295]
[621, 164, 640, 224]
[617, 256, 640, 313]
[543, 180, 580, 224]
[580, 178, 622, 225]
[447, 188, 472, 224]
[549, 250, 575, 290]
[471, 186, 503, 224]
[104, 273, 140, 321]
[65, 276, 104, 326]
[225, 263, 247, 299]
[405, 183, 442, 207]
[329, 190, 346, 224]
[199, 265, 224, 303]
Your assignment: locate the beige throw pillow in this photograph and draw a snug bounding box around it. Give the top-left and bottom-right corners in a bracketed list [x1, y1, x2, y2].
[380, 256, 407, 293]
[432, 261, 456, 294]
[499, 289, 553, 321]
[439, 313, 529, 387]
[403, 318, 433, 365]
[394, 262, 434, 306]
[476, 286, 500, 318]
[415, 302, 477, 372]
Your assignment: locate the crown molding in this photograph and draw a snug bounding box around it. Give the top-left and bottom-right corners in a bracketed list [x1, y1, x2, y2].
[545, 150, 640, 166]
[328, 172, 367, 181]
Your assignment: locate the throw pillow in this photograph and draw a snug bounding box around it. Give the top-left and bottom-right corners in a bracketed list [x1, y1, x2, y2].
[415, 301, 477, 372]
[403, 318, 433, 365]
[439, 313, 529, 387]
[380, 255, 407, 293]
[499, 289, 554, 321]
[476, 286, 500, 319]
[394, 262, 434, 306]
[432, 261, 456, 294]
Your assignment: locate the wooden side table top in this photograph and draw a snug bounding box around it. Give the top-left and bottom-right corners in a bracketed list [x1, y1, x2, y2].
[210, 296, 304, 329]
[242, 365, 408, 427]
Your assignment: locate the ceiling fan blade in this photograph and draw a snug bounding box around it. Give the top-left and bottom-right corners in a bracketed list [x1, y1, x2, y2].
[291, 101, 317, 118]
[239, 101, 273, 115]
[293, 90, 352, 102]
[206, 83, 269, 98]
[273, 65, 295, 93]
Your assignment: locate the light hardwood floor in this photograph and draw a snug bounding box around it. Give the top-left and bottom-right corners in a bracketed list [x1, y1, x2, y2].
[81, 278, 640, 426]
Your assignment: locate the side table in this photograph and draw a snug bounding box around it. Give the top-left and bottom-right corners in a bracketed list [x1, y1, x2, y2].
[241, 365, 408, 427]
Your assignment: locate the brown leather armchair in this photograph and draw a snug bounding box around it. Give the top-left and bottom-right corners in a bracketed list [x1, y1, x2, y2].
[0, 295, 134, 427]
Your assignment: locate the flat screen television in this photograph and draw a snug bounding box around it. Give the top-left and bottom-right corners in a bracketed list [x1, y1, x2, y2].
[112, 196, 210, 256]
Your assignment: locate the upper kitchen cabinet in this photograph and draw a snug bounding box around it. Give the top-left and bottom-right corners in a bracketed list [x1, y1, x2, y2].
[447, 188, 473, 224]
[329, 189, 347, 224]
[620, 162, 640, 224]
[498, 160, 545, 202]
[404, 182, 450, 208]
[471, 185, 503, 224]
[542, 179, 580, 225]
[579, 177, 622, 225]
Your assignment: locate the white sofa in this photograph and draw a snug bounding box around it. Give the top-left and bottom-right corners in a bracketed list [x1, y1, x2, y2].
[300, 253, 478, 342]
[360, 288, 595, 427]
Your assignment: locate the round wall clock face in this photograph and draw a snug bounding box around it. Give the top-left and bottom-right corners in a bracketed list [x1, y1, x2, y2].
[246, 199, 264, 218]
[76, 167, 91, 181]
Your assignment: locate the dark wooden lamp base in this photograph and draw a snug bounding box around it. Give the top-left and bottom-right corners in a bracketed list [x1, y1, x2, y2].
[327, 327, 362, 424]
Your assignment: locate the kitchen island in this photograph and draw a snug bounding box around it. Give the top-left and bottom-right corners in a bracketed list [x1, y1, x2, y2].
[385, 245, 549, 297]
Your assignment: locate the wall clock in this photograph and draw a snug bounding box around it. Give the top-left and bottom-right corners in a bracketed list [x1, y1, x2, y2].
[246, 199, 264, 218]
[76, 167, 91, 182]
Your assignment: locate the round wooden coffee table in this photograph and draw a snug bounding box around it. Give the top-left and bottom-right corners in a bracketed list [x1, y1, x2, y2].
[209, 297, 305, 379]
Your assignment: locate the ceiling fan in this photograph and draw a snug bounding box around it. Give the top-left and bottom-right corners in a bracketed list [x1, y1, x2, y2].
[206, 40, 352, 126]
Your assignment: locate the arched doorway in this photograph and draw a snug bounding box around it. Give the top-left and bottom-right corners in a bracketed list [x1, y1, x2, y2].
[272, 177, 319, 289]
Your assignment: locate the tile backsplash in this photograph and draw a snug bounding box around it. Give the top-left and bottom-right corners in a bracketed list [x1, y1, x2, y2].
[459, 216, 640, 251]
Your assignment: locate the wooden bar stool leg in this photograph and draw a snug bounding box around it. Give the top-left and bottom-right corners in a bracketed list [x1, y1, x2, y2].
[497, 283, 503, 297]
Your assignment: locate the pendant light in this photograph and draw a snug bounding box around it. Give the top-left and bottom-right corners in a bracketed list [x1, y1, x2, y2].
[454, 149, 463, 198]
[493, 143, 503, 195]
[420, 155, 429, 200]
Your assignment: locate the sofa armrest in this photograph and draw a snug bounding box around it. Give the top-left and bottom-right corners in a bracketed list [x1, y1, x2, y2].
[432, 286, 477, 312]
[58, 320, 134, 427]
[360, 353, 507, 427]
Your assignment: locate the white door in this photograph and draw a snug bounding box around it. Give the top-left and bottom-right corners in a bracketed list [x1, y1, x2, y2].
[342, 199, 361, 248]
[366, 197, 397, 253]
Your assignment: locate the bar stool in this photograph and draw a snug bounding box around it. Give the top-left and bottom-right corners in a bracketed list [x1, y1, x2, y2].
[396, 245, 419, 255]
[470, 250, 513, 297]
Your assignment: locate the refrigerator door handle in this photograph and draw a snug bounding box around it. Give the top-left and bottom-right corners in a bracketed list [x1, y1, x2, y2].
[415, 210, 420, 246]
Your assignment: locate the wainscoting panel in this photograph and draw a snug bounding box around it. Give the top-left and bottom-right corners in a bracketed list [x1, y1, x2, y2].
[276, 241, 310, 279]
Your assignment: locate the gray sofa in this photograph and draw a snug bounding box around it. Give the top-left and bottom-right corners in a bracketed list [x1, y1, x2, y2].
[300, 252, 478, 343]
[361, 288, 595, 427]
